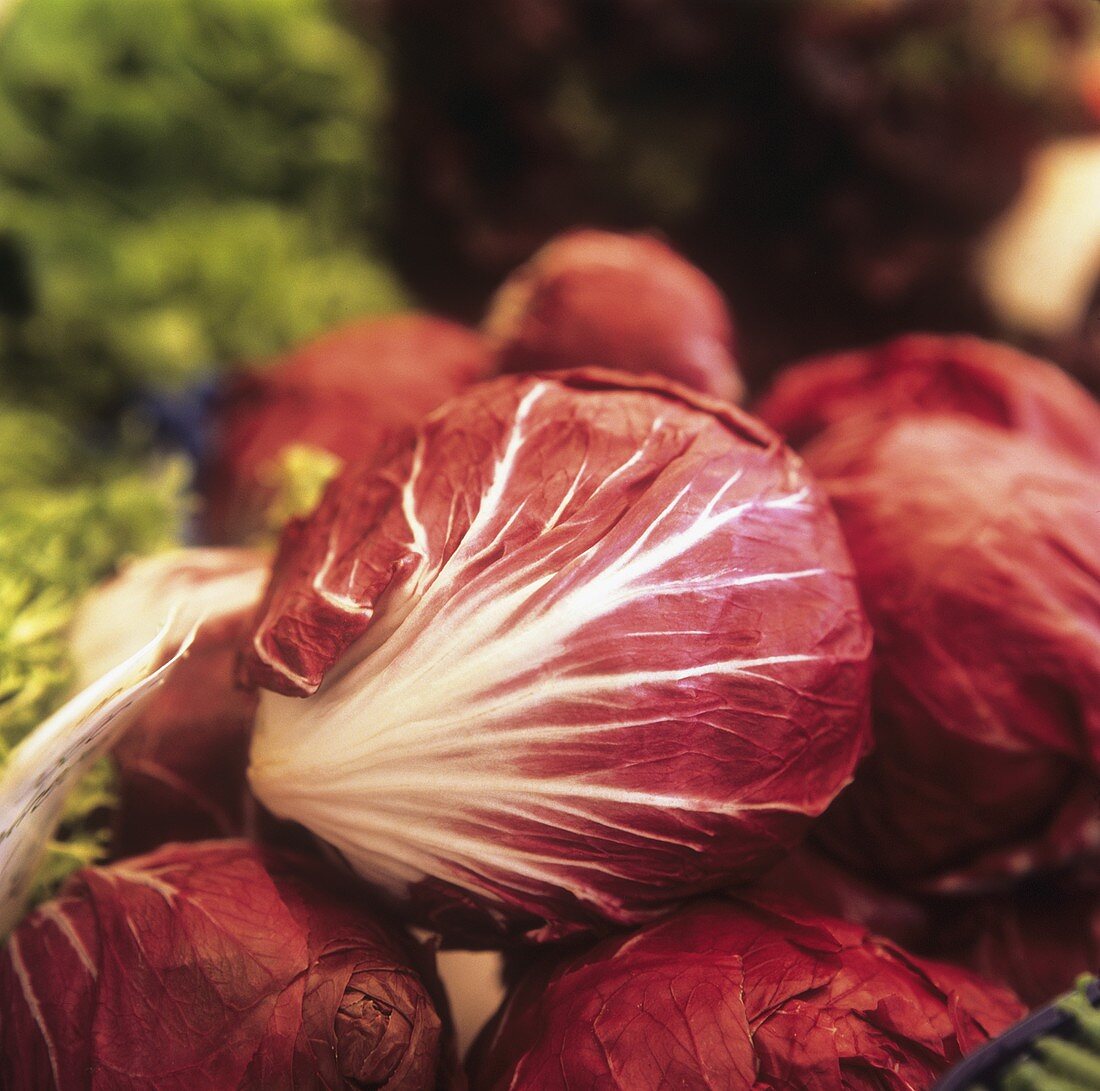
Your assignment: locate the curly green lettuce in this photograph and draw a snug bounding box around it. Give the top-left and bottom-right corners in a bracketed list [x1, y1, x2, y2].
[0, 405, 184, 900]
[0, 0, 405, 413]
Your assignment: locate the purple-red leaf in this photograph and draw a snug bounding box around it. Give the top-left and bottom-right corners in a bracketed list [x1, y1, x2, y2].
[203, 315, 493, 544]
[805, 414, 1100, 889]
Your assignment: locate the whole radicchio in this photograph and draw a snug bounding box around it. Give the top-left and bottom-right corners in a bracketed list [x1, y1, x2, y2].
[755, 333, 1100, 463]
[804, 415, 1100, 890]
[485, 230, 744, 402]
[0, 841, 456, 1090]
[69, 549, 268, 855]
[466, 896, 1025, 1091]
[203, 314, 493, 543]
[242, 369, 871, 945]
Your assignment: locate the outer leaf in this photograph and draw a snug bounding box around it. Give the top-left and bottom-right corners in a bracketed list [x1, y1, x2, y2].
[69, 549, 268, 854]
[468, 897, 1026, 1091]
[243, 369, 871, 944]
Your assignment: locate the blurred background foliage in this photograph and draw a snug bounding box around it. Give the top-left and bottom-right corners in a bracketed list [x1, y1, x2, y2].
[378, 0, 1100, 387]
[0, 0, 403, 417]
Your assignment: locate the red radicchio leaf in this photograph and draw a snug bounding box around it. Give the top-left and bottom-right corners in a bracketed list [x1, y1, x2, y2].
[755, 333, 1100, 464]
[0, 841, 458, 1091]
[239, 368, 871, 945]
[804, 414, 1100, 890]
[466, 896, 1025, 1091]
[70, 549, 269, 855]
[485, 229, 745, 403]
[203, 314, 493, 544]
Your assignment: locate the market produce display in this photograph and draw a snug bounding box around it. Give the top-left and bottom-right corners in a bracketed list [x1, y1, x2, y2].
[3, 1, 1100, 1088]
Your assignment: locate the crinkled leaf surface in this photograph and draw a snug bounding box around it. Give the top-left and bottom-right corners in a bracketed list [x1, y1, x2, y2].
[808, 415, 1100, 888]
[243, 369, 871, 943]
[0, 840, 455, 1091]
[468, 897, 1025, 1091]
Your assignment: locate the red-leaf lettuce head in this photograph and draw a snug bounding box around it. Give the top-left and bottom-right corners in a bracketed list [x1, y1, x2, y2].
[0, 841, 457, 1090]
[486, 230, 744, 402]
[467, 896, 1025, 1091]
[805, 414, 1100, 889]
[756, 333, 1100, 464]
[203, 314, 493, 543]
[240, 368, 872, 945]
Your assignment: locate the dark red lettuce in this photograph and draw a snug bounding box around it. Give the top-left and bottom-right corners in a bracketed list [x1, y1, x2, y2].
[241, 369, 871, 945]
[468, 896, 1025, 1091]
[756, 333, 1100, 463]
[203, 314, 493, 543]
[803, 414, 1100, 890]
[0, 841, 457, 1090]
[486, 230, 743, 402]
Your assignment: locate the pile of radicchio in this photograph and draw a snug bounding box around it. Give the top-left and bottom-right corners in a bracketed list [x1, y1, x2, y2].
[7, 230, 1091, 1090]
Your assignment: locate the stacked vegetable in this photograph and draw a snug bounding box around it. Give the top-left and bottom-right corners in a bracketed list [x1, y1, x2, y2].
[5, 222, 1099, 1088]
[1, 2, 1099, 1085]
